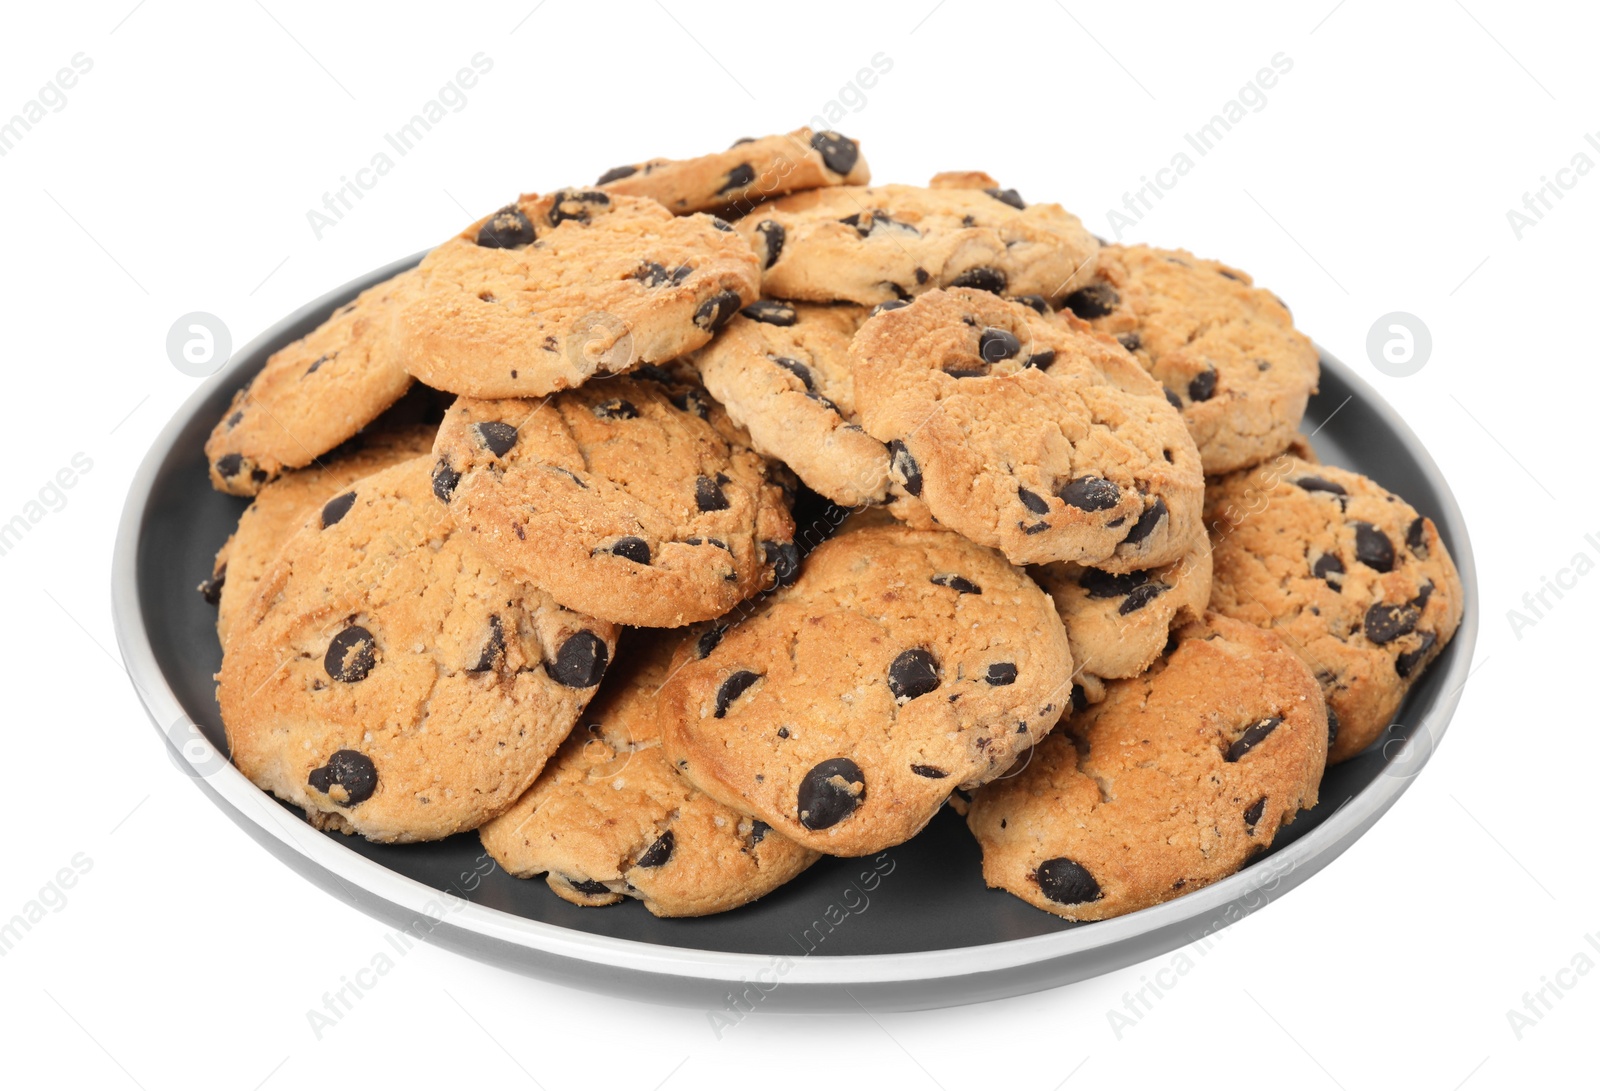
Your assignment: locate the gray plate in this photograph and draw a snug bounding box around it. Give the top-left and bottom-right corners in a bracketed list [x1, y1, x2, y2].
[111, 253, 1478, 1012]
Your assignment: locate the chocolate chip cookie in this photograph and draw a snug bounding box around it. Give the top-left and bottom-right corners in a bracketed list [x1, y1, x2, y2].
[691, 299, 892, 506]
[849, 288, 1205, 570]
[736, 181, 1100, 305]
[480, 630, 819, 916]
[204, 422, 435, 644]
[431, 374, 795, 627]
[217, 456, 618, 842]
[597, 128, 870, 215]
[395, 189, 760, 399]
[205, 270, 417, 495]
[1205, 456, 1464, 763]
[968, 613, 1327, 921]
[1063, 244, 1320, 474]
[658, 520, 1073, 857]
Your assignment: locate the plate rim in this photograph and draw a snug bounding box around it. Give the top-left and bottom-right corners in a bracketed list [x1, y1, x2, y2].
[110, 253, 1481, 997]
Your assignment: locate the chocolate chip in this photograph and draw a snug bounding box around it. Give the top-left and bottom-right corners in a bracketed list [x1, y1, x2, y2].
[469, 615, 505, 672]
[321, 491, 356, 528]
[985, 187, 1025, 209]
[809, 130, 860, 175]
[695, 475, 730, 512]
[1244, 797, 1267, 830]
[476, 205, 535, 249]
[566, 876, 612, 896]
[743, 300, 797, 326]
[1188, 366, 1217, 402]
[1412, 581, 1434, 609]
[596, 164, 637, 184]
[709, 216, 734, 232]
[305, 354, 331, 376]
[749, 820, 771, 843]
[214, 453, 244, 480]
[1036, 857, 1102, 905]
[714, 670, 762, 717]
[635, 830, 675, 868]
[1079, 569, 1150, 599]
[978, 326, 1022, 363]
[771, 356, 815, 390]
[1163, 386, 1182, 410]
[687, 627, 725, 662]
[797, 758, 865, 830]
[948, 267, 1007, 293]
[431, 458, 460, 502]
[548, 188, 609, 227]
[1327, 707, 1340, 748]
[943, 362, 988, 379]
[325, 625, 376, 683]
[308, 749, 377, 806]
[1058, 476, 1120, 512]
[1353, 523, 1396, 572]
[1395, 631, 1437, 678]
[1406, 516, 1429, 557]
[549, 631, 608, 688]
[888, 649, 940, 701]
[1069, 684, 1088, 713]
[1296, 475, 1347, 497]
[911, 764, 948, 778]
[1013, 487, 1049, 516]
[1119, 583, 1169, 614]
[1312, 553, 1345, 588]
[871, 299, 910, 317]
[474, 421, 518, 457]
[720, 163, 756, 193]
[1364, 602, 1420, 645]
[754, 220, 785, 268]
[985, 662, 1018, 686]
[1025, 349, 1056, 369]
[1119, 332, 1143, 353]
[593, 398, 638, 420]
[1225, 716, 1282, 762]
[634, 260, 694, 287]
[694, 290, 743, 332]
[763, 540, 800, 586]
[930, 574, 982, 595]
[1011, 294, 1050, 314]
[668, 387, 710, 419]
[1061, 284, 1119, 319]
[603, 537, 651, 565]
[1020, 520, 1050, 535]
[776, 727, 789, 739]
[889, 440, 922, 496]
[198, 564, 225, 605]
[1122, 498, 1167, 545]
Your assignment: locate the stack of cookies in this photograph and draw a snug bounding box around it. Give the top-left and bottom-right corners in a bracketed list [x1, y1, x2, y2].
[203, 127, 1464, 921]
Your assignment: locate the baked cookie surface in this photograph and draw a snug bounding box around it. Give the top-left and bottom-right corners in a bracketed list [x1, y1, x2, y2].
[1065, 244, 1320, 474]
[205, 270, 417, 495]
[597, 128, 870, 215]
[736, 182, 1100, 305]
[968, 613, 1327, 921]
[396, 190, 760, 398]
[1205, 456, 1464, 763]
[659, 521, 1073, 857]
[850, 288, 1205, 569]
[691, 299, 891, 507]
[480, 630, 819, 916]
[431, 374, 795, 628]
[217, 456, 617, 842]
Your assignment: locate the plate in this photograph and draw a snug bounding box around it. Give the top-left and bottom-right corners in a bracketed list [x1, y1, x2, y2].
[111, 253, 1479, 1012]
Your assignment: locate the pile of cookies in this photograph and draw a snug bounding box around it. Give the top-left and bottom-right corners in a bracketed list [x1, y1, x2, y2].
[202, 127, 1464, 922]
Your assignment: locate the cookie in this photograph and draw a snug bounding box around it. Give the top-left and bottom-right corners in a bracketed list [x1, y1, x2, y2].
[968, 613, 1327, 921]
[204, 422, 435, 645]
[850, 288, 1205, 570]
[431, 374, 795, 628]
[216, 456, 618, 842]
[395, 189, 760, 399]
[691, 299, 892, 506]
[205, 270, 417, 495]
[1063, 244, 1320, 474]
[597, 128, 870, 216]
[658, 520, 1073, 857]
[736, 181, 1100, 305]
[1032, 529, 1212, 693]
[1205, 456, 1464, 763]
[479, 630, 819, 916]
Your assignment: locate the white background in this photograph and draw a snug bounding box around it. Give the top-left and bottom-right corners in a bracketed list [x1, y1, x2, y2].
[1, 1, 1595, 1086]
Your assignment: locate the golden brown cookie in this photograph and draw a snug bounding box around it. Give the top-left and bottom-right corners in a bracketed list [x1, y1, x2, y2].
[395, 189, 760, 398]
[968, 613, 1327, 921]
[216, 456, 617, 843]
[1205, 456, 1464, 763]
[480, 630, 819, 916]
[659, 520, 1073, 857]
